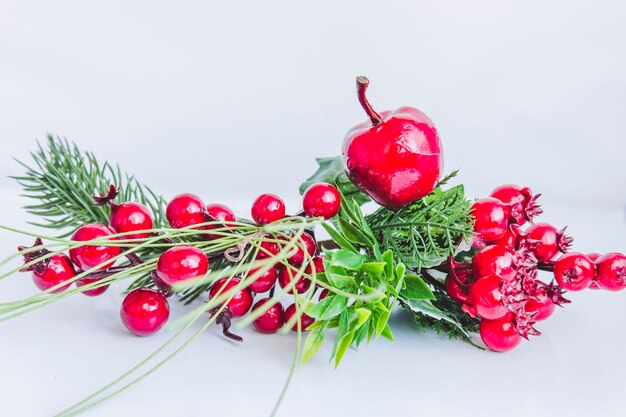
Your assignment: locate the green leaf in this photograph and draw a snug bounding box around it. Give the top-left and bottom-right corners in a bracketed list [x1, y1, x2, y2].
[382, 250, 394, 279]
[380, 323, 394, 341]
[302, 324, 326, 364]
[299, 156, 343, 194]
[332, 249, 364, 270]
[361, 262, 386, 276]
[375, 309, 391, 338]
[400, 274, 435, 301]
[306, 295, 348, 320]
[328, 274, 357, 292]
[321, 223, 357, 253]
[354, 308, 371, 328]
[338, 217, 371, 246]
[403, 298, 470, 337]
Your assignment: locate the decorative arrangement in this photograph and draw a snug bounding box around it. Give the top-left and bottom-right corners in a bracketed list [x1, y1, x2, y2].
[1, 76, 624, 416]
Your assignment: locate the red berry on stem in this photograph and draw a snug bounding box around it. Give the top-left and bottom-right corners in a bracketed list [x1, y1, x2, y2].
[279, 267, 311, 294]
[109, 202, 153, 240]
[166, 194, 205, 229]
[527, 223, 572, 261]
[287, 232, 316, 265]
[209, 277, 253, 317]
[473, 245, 516, 281]
[256, 239, 281, 259]
[204, 203, 236, 239]
[342, 76, 442, 208]
[251, 194, 285, 225]
[305, 255, 326, 275]
[524, 292, 555, 321]
[31, 254, 75, 293]
[247, 267, 278, 293]
[490, 185, 541, 225]
[480, 313, 522, 352]
[595, 252, 626, 291]
[302, 183, 341, 219]
[490, 184, 525, 205]
[445, 275, 470, 304]
[69, 224, 121, 271]
[319, 288, 329, 300]
[553, 252, 595, 291]
[120, 288, 170, 336]
[76, 277, 109, 296]
[156, 246, 209, 286]
[252, 298, 284, 334]
[470, 275, 508, 320]
[284, 303, 315, 332]
[471, 197, 510, 242]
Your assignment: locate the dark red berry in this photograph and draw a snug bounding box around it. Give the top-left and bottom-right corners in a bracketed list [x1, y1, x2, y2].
[31, 254, 75, 293]
[553, 252, 594, 291]
[252, 298, 284, 333]
[76, 277, 109, 296]
[166, 194, 205, 229]
[209, 277, 254, 317]
[302, 183, 341, 219]
[527, 223, 571, 261]
[305, 255, 326, 276]
[490, 184, 525, 206]
[69, 224, 121, 271]
[287, 232, 316, 265]
[256, 239, 281, 259]
[278, 267, 311, 294]
[109, 202, 153, 240]
[595, 252, 626, 291]
[120, 288, 170, 336]
[251, 194, 285, 225]
[524, 292, 555, 321]
[473, 245, 516, 281]
[490, 185, 541, 225]
[284, 303, 315, 332]
[470, 275, 507, 320]
[156, 246, 209, 286]
[247, 267, 278, 293]
[204, 204, 236, 239]
[480, 313, 521, 352]
[471, 197, 510, 242]
[445, 275, 470, 304]
[319, 288, 329, 300]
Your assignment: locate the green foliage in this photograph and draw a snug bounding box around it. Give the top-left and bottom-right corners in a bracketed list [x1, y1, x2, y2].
[299, 156, 370, 205]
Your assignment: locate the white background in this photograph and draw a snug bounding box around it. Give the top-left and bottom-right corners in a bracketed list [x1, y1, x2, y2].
[0, 1, 625, 416]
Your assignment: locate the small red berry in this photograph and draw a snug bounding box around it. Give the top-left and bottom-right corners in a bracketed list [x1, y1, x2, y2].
[256, 239, 281, 259]
[302, 183, 341, 219]
[166, 194, 205, 229]
[553, 252, 595, 291]
[109, 202, 153, 240]
[319, 288, 329, 300]
[470, 275, 508, 320]
[278, 267, 311, 294]
[252, 298, 284, 333]
[204, 203, 236, 239]
[284, 303, 315, 332]
[76, 277, 109, 296]
[471, 197, 510, 242]
[490, 185, 540, 225]
[287, 232, 317, 265]
[209, 277, 254, 317]
[120, 288, 170, 336]
[31, 254, 75, 293]
[251, 194, 285, 225]
[473, 245, 516, 281]
[527, 223, 571, 261]
[156, 246, 209, 286]
[305, 255, 326, 276]
[247, 267, 278, 293]
[524, 292, 555, 321]
[595, 252, 626, 291]
[480, 313, 522, 352]
[69, 224, 121, 271]
[490, 184, 525, 205]
[445, 275, 470, 304]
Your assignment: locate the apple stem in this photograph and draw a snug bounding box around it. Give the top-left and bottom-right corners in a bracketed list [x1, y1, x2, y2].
[356, 76, 382, 126]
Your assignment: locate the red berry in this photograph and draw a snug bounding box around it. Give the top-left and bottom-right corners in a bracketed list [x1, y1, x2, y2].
[256, 239, 281, 259]
[524, 292, 555, 321]
[490, 185, 542, 225]
[480, 313, 522, 352]
[252, 298, 284, 333]
[203, 204, 236, 239]
[319, 288, 329, 300]
[527, 223, 571, 261]
[490, 184, 525, 205]
[109, 202, 153, 240]
[284, 303, 315, 332]
[251, 194, 285, 225]
[208, 277, 253, 317]
[166, 194, 205, 229]
[156, 246, 209, 286]
[69, 224, 121, 271]
[76, 277, 109, 296]
[553, 252, 594, 291]
[471, 197, 510, 242]
[278, 267, 311, 294]
[445, 275, 470, 304]
[305, 256, 326, 276]
[247, 267, 278, 293]
[470, 275, 508, 320]
[31, 254, 75, 293]
[302, 183, 341, 219]
[595, 252, 626, 291]
[473, 245, 516, 281]
[120, 288, 170, 336]
[287, 232, 316, 265]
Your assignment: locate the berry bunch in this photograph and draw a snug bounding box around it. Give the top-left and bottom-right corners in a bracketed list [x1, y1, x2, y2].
[445, 184, 626, 351]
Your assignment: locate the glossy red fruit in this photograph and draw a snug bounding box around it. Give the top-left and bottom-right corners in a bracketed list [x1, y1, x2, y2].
[279, 267, 311, 294]
[302, 183, 341, 219]
[208, 277, 254, 317]
[166, 194, 205, 229]
[256, 239, 281, 259]
[69, 224, 121, 271]
[156, 246, 209, 286]
[76, 277, 109, 296]
[109, 202, 153, 240]
[251, 194, 285, 225]
[480, 313, 522, 352]
[120, 288, 170, 336]
[31, 254, 75, 293]
[287, 232, 316, 265]
[284, 303, 315, 332]
[247, 267, 278, 293]
[473, 245, 516, 281]
[470, 275, 507, 320]
[595, 252, 626, 291]
[445, 275, 470, 304]
[204, 204, 236, 239]
[471, 197, 510, 242]
[527, 223, 571, 261]
[342, 76, 442, 208]
[252, 298, 284, 334]
[319, 288, 329, 300]
[305, 256, 326, 275]
[553, 252, 594, 291]
[490, 184, 525, 205]
[524, 292, 555, 321]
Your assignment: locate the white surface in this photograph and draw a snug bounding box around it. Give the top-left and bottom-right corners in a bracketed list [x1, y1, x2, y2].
[0, 193, 625, 417]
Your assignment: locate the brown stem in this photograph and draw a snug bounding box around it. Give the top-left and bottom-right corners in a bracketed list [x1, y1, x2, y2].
[356, 76, 382, 126]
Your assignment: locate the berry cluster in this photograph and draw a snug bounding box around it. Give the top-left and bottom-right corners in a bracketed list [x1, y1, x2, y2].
[445, 184, 626, 351]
